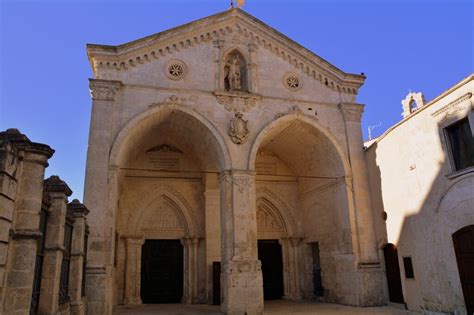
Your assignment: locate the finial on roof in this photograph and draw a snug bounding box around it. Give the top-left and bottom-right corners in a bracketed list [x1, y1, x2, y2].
[230, 0, 245, 9]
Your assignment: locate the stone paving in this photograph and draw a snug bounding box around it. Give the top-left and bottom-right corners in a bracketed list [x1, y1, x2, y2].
[114, 300, 418, 315]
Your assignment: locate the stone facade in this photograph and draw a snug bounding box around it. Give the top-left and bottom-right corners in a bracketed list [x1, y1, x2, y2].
[0, 129, 90, 315]
[84, 8, 384, 315]
[365, 75, 474, 315]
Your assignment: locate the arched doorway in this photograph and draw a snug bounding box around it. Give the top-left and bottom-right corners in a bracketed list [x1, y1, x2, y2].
[109, 105, 231, 306]
[250, 114, 356, 303]
[453, 225, 474, 315]
[383, 243, 404, 304]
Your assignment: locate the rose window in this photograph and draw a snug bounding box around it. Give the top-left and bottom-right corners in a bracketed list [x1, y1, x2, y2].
[165, 60, 187, 80]
[284, 73, 302, 91]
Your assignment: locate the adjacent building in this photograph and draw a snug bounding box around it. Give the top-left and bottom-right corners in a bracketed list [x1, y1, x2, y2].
[366, 75, 474, 315]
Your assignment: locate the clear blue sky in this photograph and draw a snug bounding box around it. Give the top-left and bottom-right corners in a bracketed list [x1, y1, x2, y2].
[1, 0, 473, 200]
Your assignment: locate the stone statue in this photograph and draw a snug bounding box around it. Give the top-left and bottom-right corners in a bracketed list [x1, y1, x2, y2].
[225, 54, 242, 91]
[228, 112, 249, 144]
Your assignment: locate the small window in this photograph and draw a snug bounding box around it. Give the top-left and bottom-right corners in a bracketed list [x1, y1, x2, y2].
[403, 257, 414, 279]
[446, 118, 474, 171]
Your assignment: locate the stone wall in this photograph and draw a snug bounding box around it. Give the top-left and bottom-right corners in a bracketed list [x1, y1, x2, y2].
[0, 129, 90, 315]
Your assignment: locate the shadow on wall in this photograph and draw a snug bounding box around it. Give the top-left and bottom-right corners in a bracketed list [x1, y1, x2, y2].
[366, 132, 474, 315]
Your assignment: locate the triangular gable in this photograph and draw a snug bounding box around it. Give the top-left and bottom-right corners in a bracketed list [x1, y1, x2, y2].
[87, 8, 365, 94]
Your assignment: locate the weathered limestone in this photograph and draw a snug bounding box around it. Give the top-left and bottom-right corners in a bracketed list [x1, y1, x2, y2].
[38, 176, 73, 314]
[0, 129, 54, 315]
[83, 8, 384, 315]
[219, 170, 263, 315]
[366, 75, 474, 314]
[68, 199, 90, 315]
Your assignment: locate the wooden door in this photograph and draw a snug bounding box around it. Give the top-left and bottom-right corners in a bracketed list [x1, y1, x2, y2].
[383, 243, 404, 304]
[140, 240, 183, 303]
[453, 225, 474, 315]
[258, 240, 284, 300]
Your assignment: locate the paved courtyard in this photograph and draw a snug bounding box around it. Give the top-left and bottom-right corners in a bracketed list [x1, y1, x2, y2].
[114, 300, 417, 314]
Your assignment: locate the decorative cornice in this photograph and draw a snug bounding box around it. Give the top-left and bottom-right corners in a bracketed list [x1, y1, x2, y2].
[431, 92, 472, 121]
[87, 9, 364, 95]
[44, 175, 73, 197]
[0, 128, 54, 161]
[214, 90, 261, 112]
[67, 199, 90, 217]
[89, 79, 123, 101]
[338, 102, 364, 122]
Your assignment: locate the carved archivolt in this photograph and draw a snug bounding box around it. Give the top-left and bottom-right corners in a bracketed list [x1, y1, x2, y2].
[256, 187, 297, 237]
[123, 184, 199, 237]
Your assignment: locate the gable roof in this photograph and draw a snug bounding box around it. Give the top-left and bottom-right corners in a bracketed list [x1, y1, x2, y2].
[87, 8, 365, 94]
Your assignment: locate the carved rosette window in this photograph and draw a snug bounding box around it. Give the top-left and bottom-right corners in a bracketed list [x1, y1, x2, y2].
[283, 72, 302, 91]
[165, 59, 187, 81]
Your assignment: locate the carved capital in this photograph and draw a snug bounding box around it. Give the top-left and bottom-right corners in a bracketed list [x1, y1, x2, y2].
[213, 39, 225, 49]
[339, 102, 364, 122]
[248, 43, 258, 52]
[89, 79, 123, 101]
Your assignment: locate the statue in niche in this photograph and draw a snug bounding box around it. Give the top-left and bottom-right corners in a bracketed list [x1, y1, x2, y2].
[224, 51, 247, 91]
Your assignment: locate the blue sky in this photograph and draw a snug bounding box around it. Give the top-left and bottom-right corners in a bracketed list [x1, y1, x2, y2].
[1, 0, 473, 200]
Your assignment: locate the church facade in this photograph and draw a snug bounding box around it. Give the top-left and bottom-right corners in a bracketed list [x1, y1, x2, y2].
[83, 8, 384, 315]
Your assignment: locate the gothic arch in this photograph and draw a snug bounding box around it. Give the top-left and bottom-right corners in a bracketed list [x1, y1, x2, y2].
[256, 187, 297, 237]
[248, 112, 352, 177]
[126, 185, 199, 237]
[109, 103, 232, 171]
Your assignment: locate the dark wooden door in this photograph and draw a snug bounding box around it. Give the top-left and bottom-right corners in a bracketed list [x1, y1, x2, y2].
[383, 244, 404, 304]
[212, 261, 221, 305]
[140, 240, 183, 303]
[453, 225, 474, 315]
[258, 240, 284, 300]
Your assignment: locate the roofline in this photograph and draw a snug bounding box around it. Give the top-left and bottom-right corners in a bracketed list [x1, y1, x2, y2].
[365, 73, 474, 149]
[86, 8, 365, 81]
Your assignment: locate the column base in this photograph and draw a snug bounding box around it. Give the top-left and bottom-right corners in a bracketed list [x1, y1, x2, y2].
[86, 266, 113, 315]
[221, 260, 263, 315]
[357, 262, 385, 306]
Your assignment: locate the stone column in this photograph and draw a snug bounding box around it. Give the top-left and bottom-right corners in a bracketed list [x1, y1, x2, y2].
[219, 170, 263, 315]
[38, 176, 72, 314]
[280, 237, 301, 301]
[203, 174, 221, 303]
[339, 103, 384, 306]
[181, 236, 199, 304]
[0, 129, 54, 314]
[247, 43, 259, 94]
[123, 237, 144, 305]
[68, 200, 89, 315]
[84, 79, 122, 314]
[213, 39, 225, 90]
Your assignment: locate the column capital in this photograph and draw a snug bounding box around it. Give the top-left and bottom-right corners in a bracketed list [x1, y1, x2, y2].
[44, 175, 73, 197]
[213, 39, 225, 48]
[219, 169, 256, 181]
[125, 236, 145, 246]
[89, 79, 123, 101]
[338, 102, 365, 122]
[0, 128, 54, 165]
[67, 199, 90, 218]
[248, 43, 258, 52]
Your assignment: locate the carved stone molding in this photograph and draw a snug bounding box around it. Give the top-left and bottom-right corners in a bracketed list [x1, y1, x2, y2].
[228, 112, 250, 145]
[88, 10, 364, 95]
[338, 102, 365, 122]
[89, 79, 123, 101]
[214, 90, 261, 112]
[148, 94, 198, 109]
[431, 92, 472, 121]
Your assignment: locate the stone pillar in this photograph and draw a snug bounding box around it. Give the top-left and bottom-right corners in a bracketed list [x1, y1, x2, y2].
[68, 199, 89, 315]
[247, 43, 259, 94]
[123, 237, 144, 305]
[280, 237, 301, 301]
[182, 236, 199, 304]
[219, 170, 263, 315]
[0, 129, 54, 315]
[38, 176, 72, 314]
[213, 39, 225, 91]
[84, 79, 122, 314]
[203, 174, 221, 303]
[339, 103, 384, 306]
